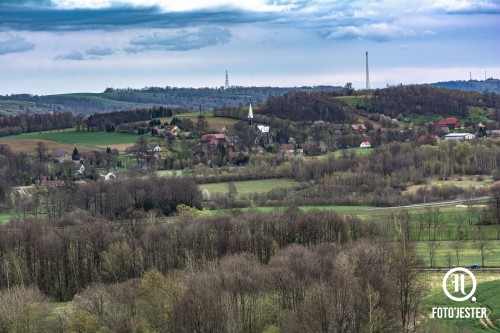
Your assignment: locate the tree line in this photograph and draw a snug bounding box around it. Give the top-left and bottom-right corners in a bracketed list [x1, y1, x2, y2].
[0, 107, 169, 137]
[261, 91, 356, 123]
[198, 139, 500, 209]
[13, 176, 201, 220]
[0, 207, 434, 333]
[371, 85, 500, 118]
[85, 109, 152, 132]
[2, 138, 499, 214]
[0, 112, 73, 137]
[0, 209, 379, 300]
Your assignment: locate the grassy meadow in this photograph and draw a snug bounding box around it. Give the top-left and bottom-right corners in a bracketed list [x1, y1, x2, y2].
[332, 147, 374, 157]
[161, 110, 238, 133]
[421, 271, 500, 332]
[415, 241, 500, 267]
[0, 128, 140, 147]
[0, 213, 13, 225]
[0, 128, 144, 154]
[199, 178, 299, 199]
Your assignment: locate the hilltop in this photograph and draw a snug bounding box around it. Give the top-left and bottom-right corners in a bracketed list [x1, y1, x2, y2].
[425, 78, 500, 94]
[0, 85, 342, 115]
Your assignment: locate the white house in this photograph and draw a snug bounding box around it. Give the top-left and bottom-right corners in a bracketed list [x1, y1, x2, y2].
[148, 144, 162, 152]
[101, 172, 117, 181]
[444, 133, 475, 141]
[257, 125, 270, 133]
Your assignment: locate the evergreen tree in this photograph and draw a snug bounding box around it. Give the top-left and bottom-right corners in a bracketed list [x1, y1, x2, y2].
[72, 147, 80, 161]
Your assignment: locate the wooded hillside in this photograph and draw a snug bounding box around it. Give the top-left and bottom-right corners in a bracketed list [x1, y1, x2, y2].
[261, 92, 356, 122]
[371, 85, 499, 117]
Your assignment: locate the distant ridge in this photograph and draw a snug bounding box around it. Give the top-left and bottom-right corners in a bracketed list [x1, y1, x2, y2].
[0, 85, 342, 116]
[424, 78, 500, 94]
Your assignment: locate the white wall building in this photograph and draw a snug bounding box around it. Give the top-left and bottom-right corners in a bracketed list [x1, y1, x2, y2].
[444, 133, 475, 141]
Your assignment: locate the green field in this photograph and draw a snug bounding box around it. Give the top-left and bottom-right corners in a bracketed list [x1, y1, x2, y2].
[160, 111, 238, 133]
[415, 241, 500, 267]
[336, 96, 371, 107]
[422, 271, 500, 332]
[211, 205, 374, 215]
[332, 147, 374, 157]
[470, 106, 496, 124]
[0, 100, 48, 115]
[0, 213, 13, 225]
[59, 93, 140, 108]
[200, 179, 299, 199]
[0, 128, 141, 147]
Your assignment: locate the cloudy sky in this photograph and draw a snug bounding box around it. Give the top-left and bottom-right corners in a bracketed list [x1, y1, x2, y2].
[1, 0, 499, 95]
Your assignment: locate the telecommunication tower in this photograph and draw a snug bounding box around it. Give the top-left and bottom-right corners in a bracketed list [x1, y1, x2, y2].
[225, 70, 230, 89]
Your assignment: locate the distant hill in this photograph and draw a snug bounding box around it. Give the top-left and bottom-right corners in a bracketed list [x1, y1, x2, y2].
[0, 85, 342, 116]
[425, 78, 500, 94]
[371, 85, 500, 119]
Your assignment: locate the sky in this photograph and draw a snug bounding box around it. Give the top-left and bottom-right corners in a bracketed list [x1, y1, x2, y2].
[0, 0, 499, 95]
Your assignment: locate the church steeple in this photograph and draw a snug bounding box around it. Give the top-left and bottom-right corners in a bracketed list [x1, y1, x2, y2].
[248, 103, 254, 125]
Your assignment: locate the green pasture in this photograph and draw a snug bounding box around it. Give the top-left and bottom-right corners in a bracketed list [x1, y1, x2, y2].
[0, 129, 141, 147]
[209, 205, 377, 217]
[160, 111, 238, 133]
[469, 106, 496, 123]
[422, 272, 500, 332]
[408, 115, 442, 126]
[332, 147, 374, 157]
[58, 93, 138, 108]
[0, 213, 13, 225]
[159, 110, 214, 123]
[335, 96, 371, 107]
[200, 179, 299, 199]
[415, 241, 500, 268]
[0, 100, 46, 114]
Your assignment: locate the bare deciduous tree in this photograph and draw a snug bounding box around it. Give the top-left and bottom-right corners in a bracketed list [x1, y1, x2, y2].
[0, 285, 50, 333]
[427, 241, 441, 268]
[474, 229, 492, 267]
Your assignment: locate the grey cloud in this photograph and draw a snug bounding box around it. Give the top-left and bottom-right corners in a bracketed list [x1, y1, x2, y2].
[126, 27, 232, 53]
[55, 50, 85, 60]
[85, 46, 115, 56]
[56, 48, 113, 60]
[0, 34, 35, 55]
[326, 23, 415, 42]
[0, 0, 497, 48]
[0, 4, 274, 31]
[428, 1, 500, 14]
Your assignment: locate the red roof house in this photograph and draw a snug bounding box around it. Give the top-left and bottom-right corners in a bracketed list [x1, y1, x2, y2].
[436, 117, 461, 130]
[360, 141, 372, 148]
[200, 134, 227, 146]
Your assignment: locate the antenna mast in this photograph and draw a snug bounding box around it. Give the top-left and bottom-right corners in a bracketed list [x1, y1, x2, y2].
[225, 70, 230, 89]
[365, 52, 370, 90]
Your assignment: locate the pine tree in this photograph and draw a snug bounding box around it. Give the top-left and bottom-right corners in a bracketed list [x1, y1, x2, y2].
[72, 147, 80, 161]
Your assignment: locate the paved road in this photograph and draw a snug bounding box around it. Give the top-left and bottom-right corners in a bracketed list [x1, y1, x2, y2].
[374, 196, 491, 210]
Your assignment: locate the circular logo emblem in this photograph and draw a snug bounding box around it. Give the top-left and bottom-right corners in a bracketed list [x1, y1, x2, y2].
[442, 267, 477, 302]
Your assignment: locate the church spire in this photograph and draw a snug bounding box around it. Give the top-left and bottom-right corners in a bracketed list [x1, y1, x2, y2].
[248, 103, 254, 125]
